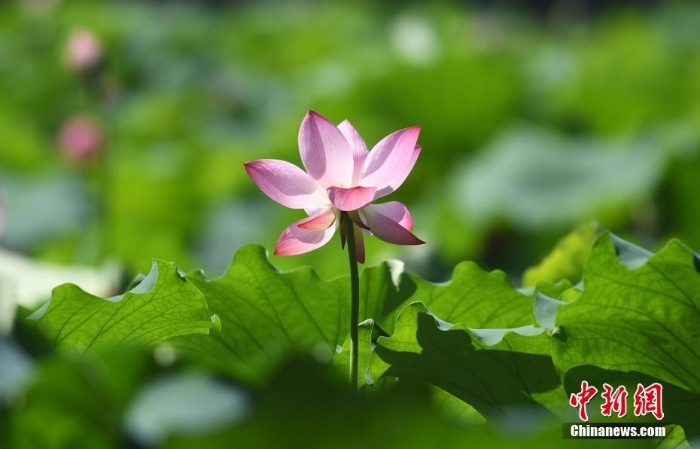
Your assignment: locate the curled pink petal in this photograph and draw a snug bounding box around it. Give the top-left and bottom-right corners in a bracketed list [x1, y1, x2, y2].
[327, 186, 377, 212]
[297, 208, 336, 231]
[354, 225, 366, 263]
[299, 111, 354, 189]
[348, 209, 370, 230]
[360, 126, 421, 190]
[340, 218, 347, 249]
[245, 159, 329, 209]
[274, 216, 338, 256]
[363, 202, 413, 230]
[337, 120, 369, 184]
[374, 146, 421, 199]
[339, 214, 366, 263]
[360, 205, 424, 246]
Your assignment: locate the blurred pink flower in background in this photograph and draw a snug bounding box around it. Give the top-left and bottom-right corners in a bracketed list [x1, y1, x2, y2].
[65, 28, 103, 73]
[57, 115, 104, 163]
[245, 110, 424, 263]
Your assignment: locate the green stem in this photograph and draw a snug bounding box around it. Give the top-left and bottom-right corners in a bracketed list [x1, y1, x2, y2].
[342, 211, 360, 389]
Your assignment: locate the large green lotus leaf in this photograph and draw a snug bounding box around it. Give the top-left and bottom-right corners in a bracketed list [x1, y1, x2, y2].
[354, 252, 569, 391]
[31, 260, 218, 356]
[551, 232, 700, 443]
[370, 303, 569, 421]
[552, 232, 700, 393]
[175, 244, 574, 387]
[174, 245, 351, 381]
[175, 246, 430, 382]
[362, 258, 568, 336]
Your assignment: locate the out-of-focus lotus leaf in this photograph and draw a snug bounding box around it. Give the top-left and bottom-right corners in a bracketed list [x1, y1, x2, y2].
[522, 222, 598, 287]
[449, 127, 664, 230]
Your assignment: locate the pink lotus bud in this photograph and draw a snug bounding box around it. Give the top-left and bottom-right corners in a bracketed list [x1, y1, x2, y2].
[57, 115, 104, 163]
[65, 28, 103, 73]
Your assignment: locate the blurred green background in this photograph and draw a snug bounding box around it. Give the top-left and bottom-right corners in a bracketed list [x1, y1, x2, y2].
[1, 0, 699, 285]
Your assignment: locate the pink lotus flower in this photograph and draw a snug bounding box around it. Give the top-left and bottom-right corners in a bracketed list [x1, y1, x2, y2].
[245, 111, 424, 263]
